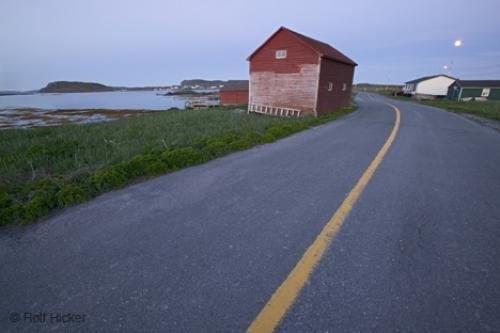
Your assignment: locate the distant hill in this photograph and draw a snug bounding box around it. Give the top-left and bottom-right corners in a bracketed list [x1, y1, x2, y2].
[0, 91, 37, 96]
[39, 81, 116, 93]
[114, 86, 171, 91]
[353, 83, 403, 90]
[36, 79, 239, 93]
[180, 79, 226, 88]
[355, 83, 403, 89]
[354, 83, 403, 93]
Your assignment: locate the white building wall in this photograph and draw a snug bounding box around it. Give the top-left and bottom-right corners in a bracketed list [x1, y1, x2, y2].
[415, 76, 456, 96]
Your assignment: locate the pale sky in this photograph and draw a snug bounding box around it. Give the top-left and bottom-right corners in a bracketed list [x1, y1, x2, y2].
[1, 0, 499, 90]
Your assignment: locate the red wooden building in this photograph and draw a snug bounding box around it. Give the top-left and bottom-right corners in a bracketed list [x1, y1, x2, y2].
[219, 80, 249, 105]
[247, 27, 357, 117]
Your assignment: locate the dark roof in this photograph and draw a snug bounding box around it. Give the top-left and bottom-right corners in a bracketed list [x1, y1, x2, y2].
[247, 27, 357, 66]
[455, 80, 500, 88]
[220, 80, 249, 92]
[405, 74, 456, 84]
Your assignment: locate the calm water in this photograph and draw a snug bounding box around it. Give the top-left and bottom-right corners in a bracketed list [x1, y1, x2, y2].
[0, 91, 188, 110]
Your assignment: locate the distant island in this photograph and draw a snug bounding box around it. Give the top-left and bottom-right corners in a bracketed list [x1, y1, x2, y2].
[180, 79, 225, 88]
[39, 81, 115, 93]
[0, 79, 242, 95]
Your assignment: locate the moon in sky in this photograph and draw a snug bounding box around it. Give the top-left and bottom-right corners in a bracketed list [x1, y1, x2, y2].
[454, 40, 462, 47]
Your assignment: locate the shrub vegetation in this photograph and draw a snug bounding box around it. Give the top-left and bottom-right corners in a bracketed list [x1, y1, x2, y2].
[0, 105, 356, 225]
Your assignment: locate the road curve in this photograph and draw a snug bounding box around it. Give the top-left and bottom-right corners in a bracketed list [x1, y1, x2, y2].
[1, 93, 499, 332]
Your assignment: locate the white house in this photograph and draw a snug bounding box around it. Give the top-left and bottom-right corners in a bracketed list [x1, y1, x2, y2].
[403, 74, 456, 97]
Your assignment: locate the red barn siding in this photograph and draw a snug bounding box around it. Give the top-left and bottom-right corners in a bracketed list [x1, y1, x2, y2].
[250, 30, 319, 73]
[248, 27, 356, 117]
[220, 90, 248, 105]
[249, 29, 320, 115]
[316, 58, 355, 115]
[250, 65, 319, 115]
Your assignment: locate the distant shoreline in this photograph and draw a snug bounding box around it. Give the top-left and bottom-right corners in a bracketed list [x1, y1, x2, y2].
[0, 79, 230, 95]
[0, 90, 192, 111]
[0, 90, 164, 96]
[0, 92, 37, 96]
[0, 107, 183, 130]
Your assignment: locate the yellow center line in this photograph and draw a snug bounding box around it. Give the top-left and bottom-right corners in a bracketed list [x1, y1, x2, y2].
[246, 104, 401, 333]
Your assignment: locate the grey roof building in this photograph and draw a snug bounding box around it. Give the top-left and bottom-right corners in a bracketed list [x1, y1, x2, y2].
[403, 74, 456, 97]
[447, 80, 500, 101]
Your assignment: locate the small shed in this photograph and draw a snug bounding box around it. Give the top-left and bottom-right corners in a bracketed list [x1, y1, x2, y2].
[219, 80, 249, 105]
[402, 74, 456, 98]
[447, 80, 500, 101]
[247, 27, 357, 117]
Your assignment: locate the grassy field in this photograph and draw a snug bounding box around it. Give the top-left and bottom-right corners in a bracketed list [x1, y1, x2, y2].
[419, 99, 500, 121]
[0, 105, 356, 225]
[389, 96, 500, 121]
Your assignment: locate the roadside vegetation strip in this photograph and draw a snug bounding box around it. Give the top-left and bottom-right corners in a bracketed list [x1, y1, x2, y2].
[385, 94, 500, 122]
[0, 105, 357, 225]
[418, 99, 500, 121]
[247, 104, 401, 333]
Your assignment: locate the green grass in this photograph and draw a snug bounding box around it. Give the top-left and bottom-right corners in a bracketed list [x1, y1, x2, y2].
[0, 105, 357, 225]
[388, 96, 500, 121]
[419, 99, 500, 121]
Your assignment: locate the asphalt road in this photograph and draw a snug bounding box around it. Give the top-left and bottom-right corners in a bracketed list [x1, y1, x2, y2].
[1, 93, 500, 332]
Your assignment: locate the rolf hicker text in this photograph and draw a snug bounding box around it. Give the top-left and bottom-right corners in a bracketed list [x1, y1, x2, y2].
[10, 312, 86, 324]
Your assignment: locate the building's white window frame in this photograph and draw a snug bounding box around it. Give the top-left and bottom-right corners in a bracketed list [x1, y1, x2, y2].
[342, 83, 347, 91]
[328, 82, 333, 91]
[275, 49, 287, 59]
